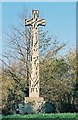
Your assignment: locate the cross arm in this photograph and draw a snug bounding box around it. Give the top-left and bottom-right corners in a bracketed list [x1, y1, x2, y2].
[37, 19, 46, 26]
[24, 19, 33, 26]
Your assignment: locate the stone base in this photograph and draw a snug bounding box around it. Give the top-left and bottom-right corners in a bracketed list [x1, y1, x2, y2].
[24, 97, 44, 103]
[24, 97, 44, 113]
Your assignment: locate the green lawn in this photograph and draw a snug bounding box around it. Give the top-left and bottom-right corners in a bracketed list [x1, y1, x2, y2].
[0, 113, 78, 120]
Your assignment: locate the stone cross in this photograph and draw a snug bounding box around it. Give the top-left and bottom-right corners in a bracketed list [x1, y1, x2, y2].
[25, 10, 46, 98]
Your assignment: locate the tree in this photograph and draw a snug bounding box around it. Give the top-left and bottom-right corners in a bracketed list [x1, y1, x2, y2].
[2, 9, 66, 114]
[65, 50, 78, 112]
[39, 50, 77, 112]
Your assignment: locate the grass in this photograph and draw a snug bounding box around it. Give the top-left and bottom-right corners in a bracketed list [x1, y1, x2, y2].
[0, 113, 78, 120]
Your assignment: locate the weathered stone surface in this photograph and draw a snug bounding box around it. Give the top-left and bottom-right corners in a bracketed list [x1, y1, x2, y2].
[18, 100, 44, 114]
[25, 97, 44, 103]
[24, 10, 46, 98]
[24, 97, 44, 113]
[22, 10, 46, 114]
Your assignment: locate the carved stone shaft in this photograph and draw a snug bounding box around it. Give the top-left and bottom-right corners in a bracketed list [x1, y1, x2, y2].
[25, 10, 46, 98]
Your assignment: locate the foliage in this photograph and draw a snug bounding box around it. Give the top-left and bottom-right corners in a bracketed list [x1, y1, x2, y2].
[40, 50, 77, 112]
[41, 101, 56, 113]
[1, 9, 77, 114]
[1, 113, 78, 119]
[2, 50, 77, 114]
